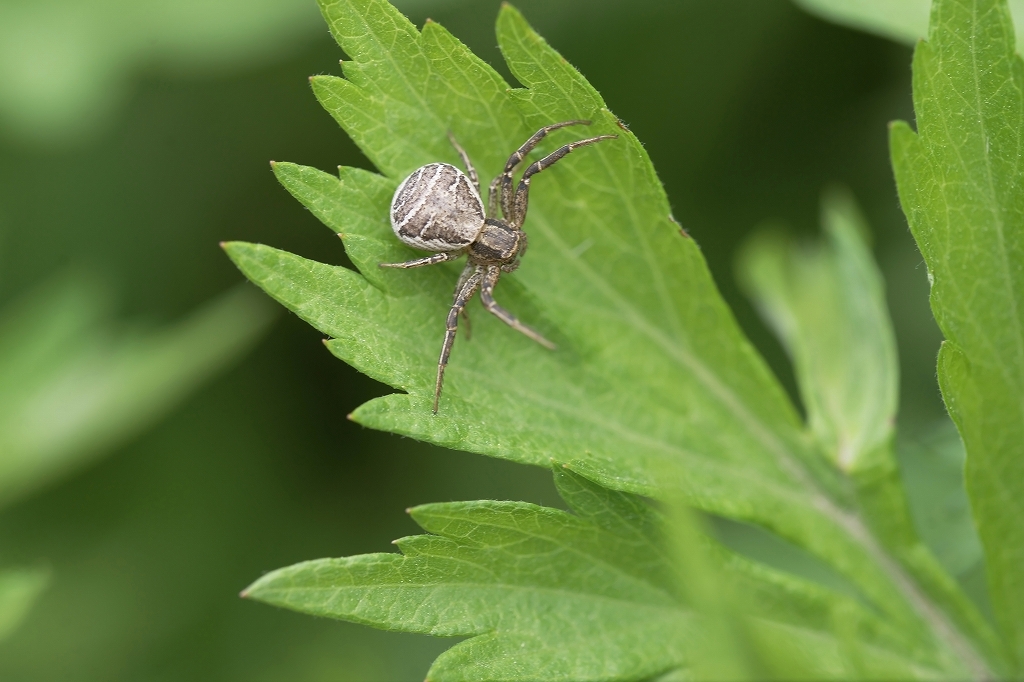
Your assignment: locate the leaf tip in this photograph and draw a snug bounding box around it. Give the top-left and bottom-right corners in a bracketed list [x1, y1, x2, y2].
[498, 1, 524, 23]
[220, 241, 248, 257]
[219, 241, 254, 263]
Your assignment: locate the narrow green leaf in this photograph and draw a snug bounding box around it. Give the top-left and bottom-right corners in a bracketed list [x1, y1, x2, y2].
[0, 0, 322, 142]
[244, 469, 937, 682]
[891, 0, 1024, 666]
[0, 567, 48, 642]
[792, 0, 1024, 53]
[792, 0, 930, 45]
[0, 280, 275, 507]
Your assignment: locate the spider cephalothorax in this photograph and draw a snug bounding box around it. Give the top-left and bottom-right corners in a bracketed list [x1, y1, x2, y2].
[380, 120, 616, 412]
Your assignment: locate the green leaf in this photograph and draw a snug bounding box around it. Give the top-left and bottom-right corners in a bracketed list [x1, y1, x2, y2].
[898, 422, 983, 579]
[891, 0, 1024, 667]
[0, 278, 275, 508]
[226, 0, 1003, 674]
[792, 0, 1024, 53]
[737, 189, 1004, 673]
[0, 0, 322, 143]
[244, 469, 937, 682]
[737, 189, 897, 474]
[0, 567, 48, 642]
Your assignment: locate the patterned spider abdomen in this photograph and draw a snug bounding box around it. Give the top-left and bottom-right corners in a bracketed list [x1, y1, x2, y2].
[390, 162, 485, 252]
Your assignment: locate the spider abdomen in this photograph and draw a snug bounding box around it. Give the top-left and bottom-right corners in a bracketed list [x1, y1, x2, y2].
[390, 162, 485, 251]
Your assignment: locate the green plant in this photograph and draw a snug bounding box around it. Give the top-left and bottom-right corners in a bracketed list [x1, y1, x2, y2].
[0, 275, 274, 642]
[224, 0, 1023, 678]
[0, 0, 322, 143]
[793, 0, 1024, 49]
[891, 0, 1024, 664]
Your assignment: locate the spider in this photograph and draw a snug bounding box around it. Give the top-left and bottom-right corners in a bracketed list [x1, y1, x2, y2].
[379, 120, 616, 413]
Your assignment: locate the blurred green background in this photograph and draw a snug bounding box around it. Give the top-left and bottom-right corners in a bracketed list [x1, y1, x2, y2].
[0, 0, 948, 679]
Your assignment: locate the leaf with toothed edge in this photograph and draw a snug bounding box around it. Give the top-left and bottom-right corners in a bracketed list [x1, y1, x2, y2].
[222, 0, 1007, 677]
[891, 0, 1024, 670]
[243, 467, 940, 682]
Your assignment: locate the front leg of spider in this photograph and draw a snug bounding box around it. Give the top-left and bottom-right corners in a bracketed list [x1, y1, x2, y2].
[379, 120, 617, 412]
[436, 266, 483, 413]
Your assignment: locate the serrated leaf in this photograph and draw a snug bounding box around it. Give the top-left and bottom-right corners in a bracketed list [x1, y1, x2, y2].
[0, 567, 48, 642]
[226, 0, 1003, 674]
[792, 0, 1024, 53]
[890, 0, 1024, 667]
[0, 278, 275, 508]
[245, 469, 937, 682]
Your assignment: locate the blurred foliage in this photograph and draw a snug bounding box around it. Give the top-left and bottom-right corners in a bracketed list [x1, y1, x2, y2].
[0, 567, 47, 643]
[0, 0, 973, 679]
[0, 0, 454, 145]
[0, 270, 275, 640]
[0, 278, 274, 509]
[0, 0, 321, 144]
[738, 189, 898, 474]
[899, 421, 983, 580]
[794, 0, 1024, 50]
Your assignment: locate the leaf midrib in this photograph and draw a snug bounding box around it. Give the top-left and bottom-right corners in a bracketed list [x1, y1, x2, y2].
[928, 2, 1024, 383]
[296, 577, 685, 618]
[965, 0, 1024, 400]
[442, 362, 814, 499]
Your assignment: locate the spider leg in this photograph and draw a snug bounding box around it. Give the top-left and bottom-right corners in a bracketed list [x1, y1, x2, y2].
[453, 261, 475, 340]
[379, 251, 460, 269]
[487, 175, 501, 219]
[498, 120, 592, 221]
[511, 134, 617, 228]
[447, 131, 481, 197]
[435, 265, 484, 413]
[479, 266, 556, 349]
